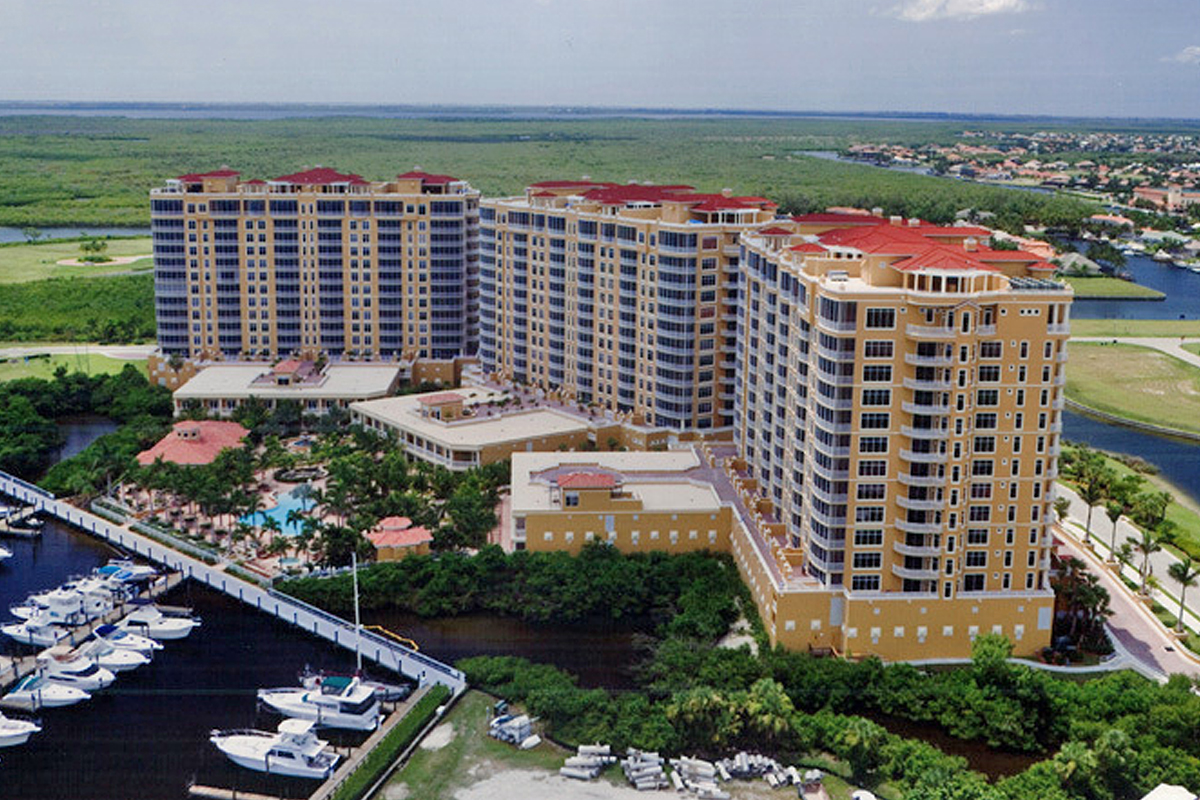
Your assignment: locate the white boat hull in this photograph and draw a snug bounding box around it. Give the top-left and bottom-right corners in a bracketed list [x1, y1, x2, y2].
[93, 647, 151, 672]
[1, 624, 68, 648]
[3, 683, 89, 710]
[43, 666, 115, 692]
[210, 732, 339, 779]
[0, 717, 40, 747]
[258, 689, 379, 731]
[118, 618, 198, 640]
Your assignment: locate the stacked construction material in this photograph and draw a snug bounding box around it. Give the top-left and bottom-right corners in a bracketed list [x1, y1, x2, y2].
[559, 743, 617, 781]
[668, 756, 731, 799]
[487, 713, 532, 746]
[621, 748, 669, 791]
[718, 751, 780, 781]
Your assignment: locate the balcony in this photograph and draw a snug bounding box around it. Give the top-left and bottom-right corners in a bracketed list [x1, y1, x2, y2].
[893, 540, 942, 558]
[899, 448, 946, 464]
[898, 471, 945, 488]
[896, 496, 943, 511]
[816, 344, 856, 362]
[816, 317, 858, 335]
[1048, 323, 1070, 336]
[903, 376, 953, 392]
[901, 425, 949, 440]
[906, 324, 956, 340]
[904, 353, 953, 367]
[809, 507, 848, 527]
[901, 401, 949, 415]
[892, 563, 940, 581]
[810, 461, 850, 482]
[896, 518, 942, 535]
[976, 324, 997, 336]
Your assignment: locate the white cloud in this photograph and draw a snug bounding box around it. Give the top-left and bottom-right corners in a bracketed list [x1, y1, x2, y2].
[1163, 45, 1200, 65]
[893, 0, 1031, 22]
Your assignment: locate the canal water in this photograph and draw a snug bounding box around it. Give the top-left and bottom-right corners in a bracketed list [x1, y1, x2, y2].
[0, 227, 150, 244]
[55, 416, 119, 462]
[1070, 244, 1200, 321]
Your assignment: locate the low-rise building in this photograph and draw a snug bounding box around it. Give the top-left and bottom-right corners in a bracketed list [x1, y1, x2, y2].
[135, 420, 248, 466]
[509, 451, 732, 554]
[172, 361, 402, 417]
[366, 516, 433, 560]
[350, 386, 671, 471]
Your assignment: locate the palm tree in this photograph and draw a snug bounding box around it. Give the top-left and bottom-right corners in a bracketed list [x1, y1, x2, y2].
[1078, 464, 1112, 546]
[1053, 496, 1071, 526]
[1105, 501, 1124, 563]
[1167, 557, 1200, 633]
[1129, 528, 1162, 595]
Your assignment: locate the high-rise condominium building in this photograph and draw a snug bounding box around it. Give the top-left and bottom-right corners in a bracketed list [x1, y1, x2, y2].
[479, 182, 778, 431]
[734, 215, 1070, 644]
[150, 168, 479, 362]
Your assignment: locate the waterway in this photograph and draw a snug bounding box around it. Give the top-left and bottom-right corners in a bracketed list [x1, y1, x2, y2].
[0, 227, 150, 244]
[1070, 244, 1200, 320]
[1063, 409, 1200, 504]
[55, 416, 118, 462]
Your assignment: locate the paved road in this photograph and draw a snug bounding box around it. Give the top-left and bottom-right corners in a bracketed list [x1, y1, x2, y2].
[0, 343, 155, 360]
[1056, 483, 1200, 679]
[1072, 336, 1200, 369]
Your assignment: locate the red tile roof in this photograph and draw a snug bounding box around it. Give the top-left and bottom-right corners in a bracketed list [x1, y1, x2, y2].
[891, 250, 1002, 273]
[530, 180, 620, 189]
[790, 242, 828, 253]
[135, 421, 248, 466]
[274, 359, 302, 374]
[557, 472, 618, 490]
[912, 225, 993, 238]
[417, 392, 466, 406]
[367, 525, 433, 549]
[758, 226, 794, 236]
[274, 167, 369, 186]
[178, 169, 240, 182]
[793, 213, 888, 225]
[532, 191, 557, 197]
[376, 516, 413, 531]
[396, 170, 458, 184]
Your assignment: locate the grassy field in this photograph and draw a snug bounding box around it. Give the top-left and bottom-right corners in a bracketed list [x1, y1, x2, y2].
[1065, 342, 1200, 434]
[0, 237, 152, 283]
[0, 116, 1096, 228]
[0, 351, 146, 381]
[1061, 276, 1165, 299]
[1183, 343, 1200, 358]
[1070, 319, 1200, 338]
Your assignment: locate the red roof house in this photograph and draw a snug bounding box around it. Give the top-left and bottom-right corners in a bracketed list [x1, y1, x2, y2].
[136, 420, 248, 466]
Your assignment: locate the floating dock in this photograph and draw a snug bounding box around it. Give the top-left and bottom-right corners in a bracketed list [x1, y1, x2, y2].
[0, 506, 43, 538]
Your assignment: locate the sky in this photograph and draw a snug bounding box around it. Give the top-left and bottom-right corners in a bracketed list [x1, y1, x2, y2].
[1, 0, 1198, 118]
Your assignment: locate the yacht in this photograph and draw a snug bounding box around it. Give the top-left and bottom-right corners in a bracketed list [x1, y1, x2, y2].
[117, 599, 201, 640]
[37, 650, 116, 691]
[1, 614, 70, 648]
[2, 675, 89, 710]
[91, 623, 163, 657]
[95, 560, 158, 585]
[73, 637, 151, 672]
[10, 587, 88, 626]
[0, 711, 40, 747]
[209, 719, 340, 779]
[258, 674, 381, 731]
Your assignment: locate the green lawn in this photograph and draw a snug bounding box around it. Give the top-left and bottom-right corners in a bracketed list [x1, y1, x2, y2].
[1183, 342, 1200, 358]
[0, 238, 152, 284]
[1066, 342, 1200, 435]
[1070, 319, 1200, 338]
[0, 351, 146, 381]
[1061, 276, 1164, 299]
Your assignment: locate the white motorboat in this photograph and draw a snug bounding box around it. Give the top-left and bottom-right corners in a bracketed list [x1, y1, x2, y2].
[10, 587, 88, 626]
[0, 544, 12, 563]
[37, 649, 115, 691]
[73, 637, 151, 672]
[117, 599, 200, 641]
[0, 711, 40, 747]
[1, 614, 70, 648]
[91, 623, 163, 657]
[258, 674, 381, 731]
[2, 675, 89, 710]
[94, 560, 158, 585]
[209, 719, 340, 779]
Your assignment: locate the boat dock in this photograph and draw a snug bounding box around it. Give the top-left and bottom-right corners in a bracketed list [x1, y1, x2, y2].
[0, 571, 184, 697]
[0, 506, 43, 538]
[0, 470, 466, 694]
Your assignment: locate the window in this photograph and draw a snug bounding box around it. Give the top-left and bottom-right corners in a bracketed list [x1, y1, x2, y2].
[855, 506, 885, 523]
[853, 552, 883, 570]
[963, 574, 986, 592]
[862, 389, 891, 406]
[854, 529, 884, 546]
[965, 551, 988, 567]
[858, 459, 887, 477]
[967, 528, 989, 545]
[864, 308, 896, 329]
[968, 505, 991, 522]
[851, 575, 881, 591]
[980, 341, 1002, 359]
[857, 483, 886, 500]
[564, 492, 579, 507]
[971, 460, 994, 477]
[973, 436, 996, 453]
[861, 412, 890, 429]
[863, 340, 894, 358]
[976, 390, 999, 407]
[859, 436, 889, 454]
[979, 365, 1001, 382]
[862, 365, 892, 382]
[969, 483, 993, 500]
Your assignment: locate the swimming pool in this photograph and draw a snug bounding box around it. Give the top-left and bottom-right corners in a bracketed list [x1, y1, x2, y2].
[239, 486, 314, 536]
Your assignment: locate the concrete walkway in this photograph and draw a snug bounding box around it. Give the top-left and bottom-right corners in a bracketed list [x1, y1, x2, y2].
[0, 343, 155, 360]
[1072, 336, 1200, 369]
[1055, 483, 1200, 679]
